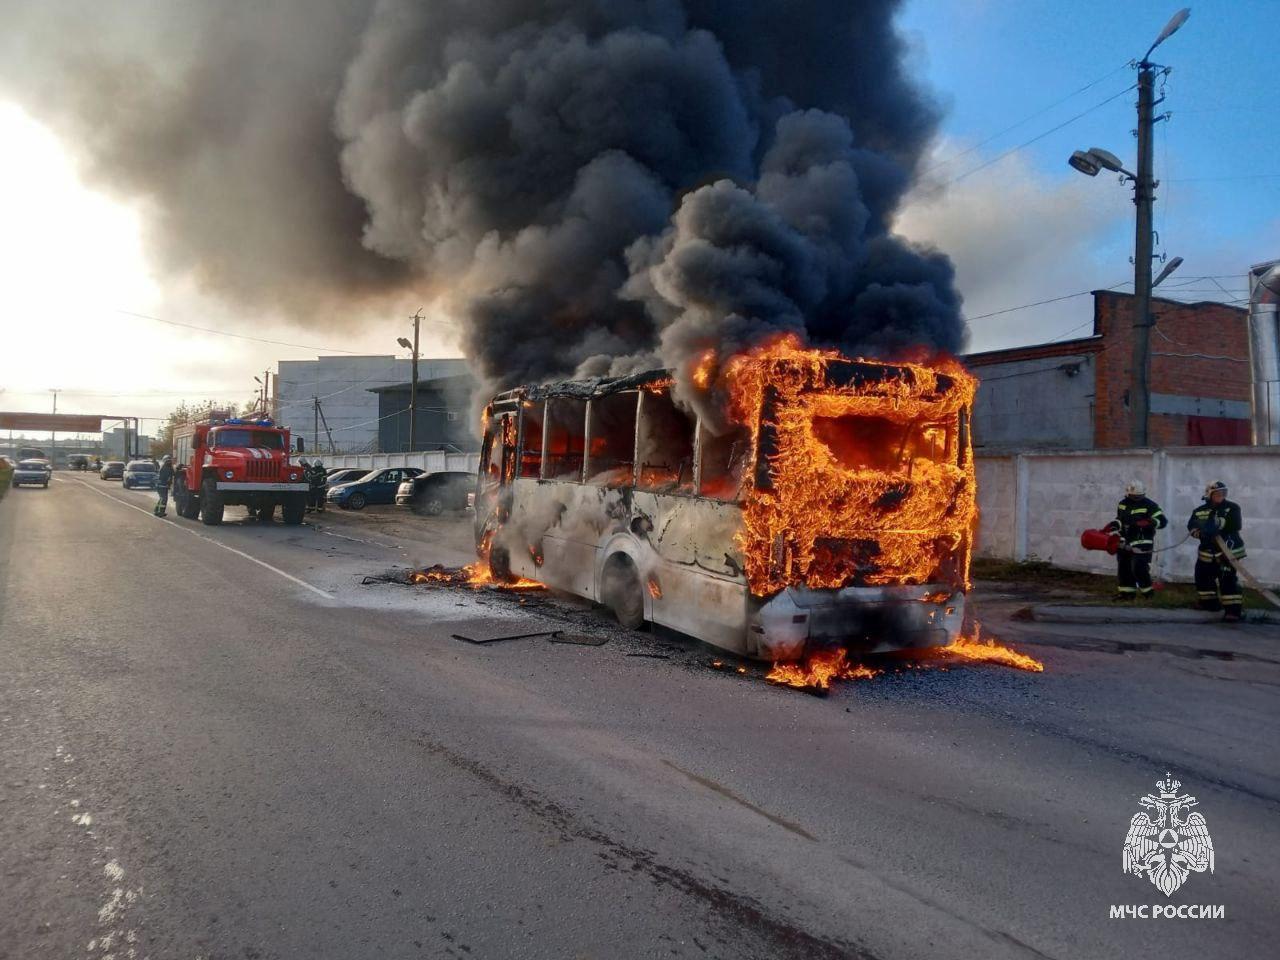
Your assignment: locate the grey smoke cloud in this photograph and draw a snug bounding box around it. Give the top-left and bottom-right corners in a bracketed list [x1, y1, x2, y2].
[0, 0, 963, 399]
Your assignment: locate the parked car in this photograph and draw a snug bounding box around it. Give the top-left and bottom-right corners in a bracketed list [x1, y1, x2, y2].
[327, 467, 423, 510]
[12, 458, 52, 488]
[325, 468, 370, 486]
[122, 460, 159, 489]
[99, 461, 125, 480]
[67, 454, 91, 471]
[396, 471, 474, 515]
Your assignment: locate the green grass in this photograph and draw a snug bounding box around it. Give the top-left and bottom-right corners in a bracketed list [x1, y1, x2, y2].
[971, 556, 1273, 611]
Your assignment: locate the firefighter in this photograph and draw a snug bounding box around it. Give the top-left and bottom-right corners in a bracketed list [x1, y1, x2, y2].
[1187, 480, 1246, 621]
[1105, 480, 1167, 599]
[309, 459, 327, 513]
[154, 455, 175, 517]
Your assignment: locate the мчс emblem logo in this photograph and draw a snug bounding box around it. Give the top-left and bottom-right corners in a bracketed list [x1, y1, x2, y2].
[1122, 774, 1215, 896]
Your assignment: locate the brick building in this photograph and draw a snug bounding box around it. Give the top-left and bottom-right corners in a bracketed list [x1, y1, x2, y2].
[965, 290, 1250, 452]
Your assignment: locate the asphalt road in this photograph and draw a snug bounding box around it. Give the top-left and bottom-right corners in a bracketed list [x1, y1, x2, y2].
[2, 476, 1278, 960]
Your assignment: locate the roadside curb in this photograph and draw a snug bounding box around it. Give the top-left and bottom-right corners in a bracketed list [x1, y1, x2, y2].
[1028, 604, 1280, 626]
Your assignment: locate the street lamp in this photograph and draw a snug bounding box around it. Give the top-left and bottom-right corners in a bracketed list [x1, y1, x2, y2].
[1153, 256, 1184, 289]
[1066, 7, 1190, 448]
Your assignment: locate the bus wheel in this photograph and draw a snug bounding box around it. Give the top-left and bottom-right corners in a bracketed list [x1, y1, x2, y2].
[488, 545, 515, 583]
[602, 554, 645, 630]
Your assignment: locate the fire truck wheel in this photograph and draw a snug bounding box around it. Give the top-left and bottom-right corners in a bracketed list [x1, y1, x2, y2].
[257, 503, 276, 522]
[601, 554, 645, 630]
[282, 494, 306, 525]
[199, 477, 224, 525]
[347, 492, 367, 510]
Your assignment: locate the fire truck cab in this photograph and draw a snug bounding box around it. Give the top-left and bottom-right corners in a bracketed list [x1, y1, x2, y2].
[171, 417, 309, 525]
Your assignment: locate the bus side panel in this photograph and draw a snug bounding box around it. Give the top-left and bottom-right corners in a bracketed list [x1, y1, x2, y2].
[634, 492, 751, 656]
[501, 478, 602, 600]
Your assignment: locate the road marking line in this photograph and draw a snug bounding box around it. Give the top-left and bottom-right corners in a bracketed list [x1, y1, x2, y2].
[68, 478, 335, 600]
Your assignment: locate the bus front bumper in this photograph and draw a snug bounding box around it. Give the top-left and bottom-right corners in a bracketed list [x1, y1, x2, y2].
[749, 584, 965, 661]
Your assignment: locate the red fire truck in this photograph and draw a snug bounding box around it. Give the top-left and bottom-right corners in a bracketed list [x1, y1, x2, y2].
[171, 417, 309, 525]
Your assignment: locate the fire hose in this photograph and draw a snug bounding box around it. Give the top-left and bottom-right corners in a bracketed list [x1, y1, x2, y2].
[1213, 535, 1280, 610]
[1081, 526, 1280, 610]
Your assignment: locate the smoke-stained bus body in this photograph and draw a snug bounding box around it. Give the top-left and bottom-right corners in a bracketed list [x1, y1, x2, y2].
[475, 349, 977, 660]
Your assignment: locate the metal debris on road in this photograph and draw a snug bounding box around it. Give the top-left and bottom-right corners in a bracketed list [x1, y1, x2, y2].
[451, 629, 562, 645]
[548, 633, 608, 646]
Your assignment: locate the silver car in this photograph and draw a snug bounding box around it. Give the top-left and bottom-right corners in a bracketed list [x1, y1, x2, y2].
[12, 459, 52, 488]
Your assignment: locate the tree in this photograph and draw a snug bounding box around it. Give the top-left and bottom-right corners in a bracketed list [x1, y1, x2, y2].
[152, 400, 240, 456]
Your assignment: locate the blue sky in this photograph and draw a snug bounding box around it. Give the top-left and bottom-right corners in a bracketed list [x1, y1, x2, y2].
[896, 0, 1276, 351]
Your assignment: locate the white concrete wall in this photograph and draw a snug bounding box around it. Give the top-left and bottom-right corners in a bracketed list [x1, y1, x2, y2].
[975, 447, 1280, 586]
[324, 451, 480, 476]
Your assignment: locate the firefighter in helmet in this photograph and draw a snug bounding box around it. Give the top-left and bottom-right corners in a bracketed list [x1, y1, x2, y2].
[154, 455, 175, 517]
[1104, 480, 1167, 599]
[1187, 480, 1246, 621]
[308, 459, 327, 512]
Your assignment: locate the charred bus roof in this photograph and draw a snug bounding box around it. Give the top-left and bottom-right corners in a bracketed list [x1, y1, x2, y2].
[488, 356, 962, 409]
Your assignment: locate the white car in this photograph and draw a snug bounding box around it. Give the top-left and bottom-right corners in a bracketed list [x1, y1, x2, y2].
[11, 459, 52, 488]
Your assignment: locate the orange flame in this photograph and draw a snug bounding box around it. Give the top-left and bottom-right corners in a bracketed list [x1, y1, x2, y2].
[691, 349, 716, 390]
[647, 577, 662, 599]
[938, 628, 1043, 672]
[766, 650, 880, 691]
[721, 334, 977, 597]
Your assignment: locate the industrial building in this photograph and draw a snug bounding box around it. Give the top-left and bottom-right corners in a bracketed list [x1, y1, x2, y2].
[273, 355, 470, 454]
[369, 374, 479, 453]
[966, 288, 1255, 451]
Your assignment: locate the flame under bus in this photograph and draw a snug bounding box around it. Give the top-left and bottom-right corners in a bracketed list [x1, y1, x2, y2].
[475, 349, 977, 661]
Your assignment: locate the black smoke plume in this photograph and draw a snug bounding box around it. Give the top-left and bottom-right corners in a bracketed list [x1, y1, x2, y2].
[0, 0, 964, 403]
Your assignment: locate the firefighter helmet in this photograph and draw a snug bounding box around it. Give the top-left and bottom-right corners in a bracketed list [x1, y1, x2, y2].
[1204, 480, 1228, 498]
[1124, 480, 1146, 497]
[161, 454, 172, 464]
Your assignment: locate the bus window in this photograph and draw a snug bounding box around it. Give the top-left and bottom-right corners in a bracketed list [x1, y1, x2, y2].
[810, 415, 955, 473]
[481, 416, 504, 487]
[520, 401, 544, 479]
[637, 390, 694, 494]
[698, 423, 750, 501]
[586, 392, 637, 487]
[544, 398, 586, 481]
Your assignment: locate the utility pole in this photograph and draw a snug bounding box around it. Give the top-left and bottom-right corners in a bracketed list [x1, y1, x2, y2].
[313, 396, 319, 453]
[1130, 61, 1157, 447]
[410, 310, 421, 452]
[1067, 9, 1188, 449]
[50, 389, 59, 465]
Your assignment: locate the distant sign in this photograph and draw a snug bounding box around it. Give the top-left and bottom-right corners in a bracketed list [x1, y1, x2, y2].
[0, 412, 107, 432]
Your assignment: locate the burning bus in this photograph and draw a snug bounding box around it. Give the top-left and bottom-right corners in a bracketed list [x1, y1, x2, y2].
[474, 337, 977, 661]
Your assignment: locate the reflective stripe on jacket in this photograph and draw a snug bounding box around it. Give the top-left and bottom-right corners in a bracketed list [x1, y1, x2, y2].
[1187, 499, 1245, 561]
[1105, 495, 1167, 550]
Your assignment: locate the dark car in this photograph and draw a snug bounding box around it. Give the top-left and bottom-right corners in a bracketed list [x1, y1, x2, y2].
[122, 460, 159, 489]
[396, 471, 474, 515]
[325, 468, 370, 486]
[12, 459, 52, 488]
[99, 461, 125, 480]
[67, 454, 91, 471]
[326, 467, 423, 510]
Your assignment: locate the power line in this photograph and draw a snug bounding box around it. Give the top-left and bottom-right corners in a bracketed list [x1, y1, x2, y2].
[115, 309, 366, 355]
[965, 280, 1130, 323]
[923, 61, 1133, 176]
[1168, 173, 1280, 182]
[938, 84, 1137, 188]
